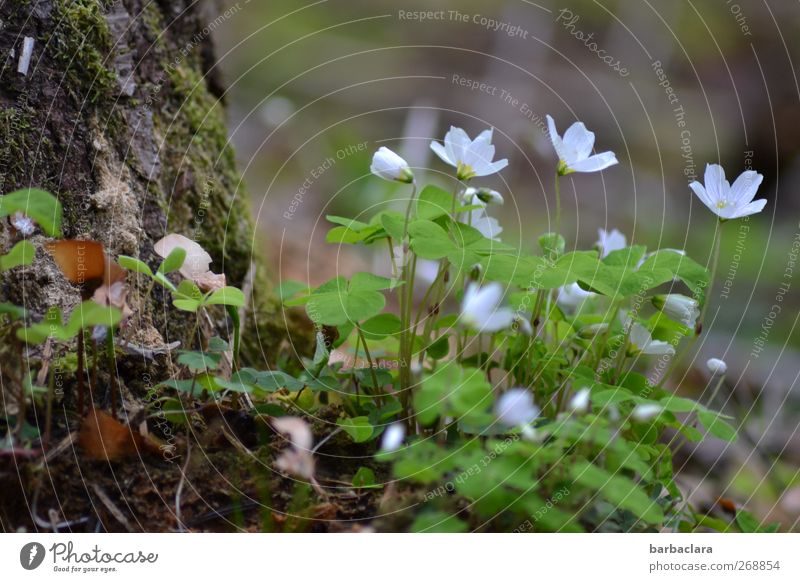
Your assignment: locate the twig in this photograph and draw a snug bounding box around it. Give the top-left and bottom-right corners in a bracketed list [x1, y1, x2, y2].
[91, 483, 135, 532]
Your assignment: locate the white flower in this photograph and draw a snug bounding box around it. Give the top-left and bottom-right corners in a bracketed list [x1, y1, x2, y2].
[11, 212, 35, 236]
[495, 388, 539, 427]
[557, 283, 593, 313]
[370, 147, 414, 183]
[596, 228, 627, 258]
[469, 207, 502, 241]
[512, 314, 533, 336]
[430, 126, 508, 180]
[380, 423, 406, 453]
[461, 282, 515, 332]
[653, 294, 700, 327]
[632, 403, 662, 422]
[706, 358, 728, 375]
[689, 164, 766, 220]
[629, 323, 675, 356]
[568, 388, 591, 414]
[463, 187, 504, 206]
[546, 115, 618, 174]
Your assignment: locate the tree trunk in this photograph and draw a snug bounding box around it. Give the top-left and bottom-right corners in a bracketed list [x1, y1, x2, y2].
[0, 0, 311, 370]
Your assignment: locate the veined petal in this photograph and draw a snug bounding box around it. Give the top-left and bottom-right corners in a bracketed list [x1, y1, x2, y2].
[562, 122, 595, 161]
[430, 140, 453, 166]
[473, 158, 508, 177]
[444, 126, 471, 164]
[546, 115, 566, 161]
[704, 164, 729, 204]
[729, 171, 763, 205]
[731, 198, 767, 218]
[689, 181, 715, 211]
[569, 151, 618, 173]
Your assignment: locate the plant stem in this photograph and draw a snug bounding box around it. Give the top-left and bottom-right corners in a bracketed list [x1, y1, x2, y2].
[356, 326, 380, 399]
[698, 219, 724, 329]
[554, 171, 562, 235]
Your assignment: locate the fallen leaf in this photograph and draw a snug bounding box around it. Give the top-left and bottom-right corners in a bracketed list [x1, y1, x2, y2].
[154, 234, 226, 291]
[79, 408, 157, 461]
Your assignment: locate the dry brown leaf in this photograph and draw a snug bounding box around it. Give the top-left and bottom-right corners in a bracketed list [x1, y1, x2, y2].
[79, 408, 158, 461]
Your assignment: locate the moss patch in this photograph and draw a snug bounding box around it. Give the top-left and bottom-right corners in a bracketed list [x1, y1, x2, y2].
[52, 0, 117, 104]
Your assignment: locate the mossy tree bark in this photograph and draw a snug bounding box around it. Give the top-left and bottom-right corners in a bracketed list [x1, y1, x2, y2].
[0, 0, 311, 385]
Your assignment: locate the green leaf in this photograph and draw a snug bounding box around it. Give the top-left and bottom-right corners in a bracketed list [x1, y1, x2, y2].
[659, 395, 701, 413]
[408, 220, 456, 259]
[205, 286, 245, 308]
[350, 272, 396, 291]
[570, 460, 664, 525]
[639, 251, 710, 301]
[603, 245, 647, 268]
[337, 416, 374, 442]
[410, 511, 468, 533]
[17, 307, 64, 344]
[360, 313, 401, 340]
[152, 271, 177, 292]
[426, 334, 450, 360]
[118, 255, 153, 277]
[177, 351, 221, 373]
[0, 240, 35, 271]
[0, 302, 27, 320]
[415, 185, 453, 220]
[173, 280, 202, 312]
[276, 280, 307, 302]
[698, 410, 738, 442]
[538, 232, 565, 257]
[65, 301, 122, 335]
[0, 188, 62, 236]
[414, 362, 492, 426]
[305, 277, 386, 326]
[735, 509, 761, 533]
[157, 247, 187, 274]
[379, 211, 406, 240]
[352, 467, 380, 489]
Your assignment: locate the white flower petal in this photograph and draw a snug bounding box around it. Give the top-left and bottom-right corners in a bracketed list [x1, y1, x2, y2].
[731, 198, 767, 219]
[546, 115, 566, 160]
[569, 151, 618, 173]
[430, 140, 452, 165]
[495, 388, 539, 427]
[562, 121, 595, 161]
[370, 147, 412, 182]
[706, 358, 728, 375]
[689, 181, 715, 211]
[704, 164, 729, 203]
[380, 423, 406, 452]
[729, 171, 763, 205]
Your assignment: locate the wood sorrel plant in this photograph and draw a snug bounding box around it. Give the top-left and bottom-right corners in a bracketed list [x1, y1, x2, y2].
[281, 121, 771, 532]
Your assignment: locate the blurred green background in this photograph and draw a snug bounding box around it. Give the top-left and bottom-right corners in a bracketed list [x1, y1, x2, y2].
[210, 0, 800, 525]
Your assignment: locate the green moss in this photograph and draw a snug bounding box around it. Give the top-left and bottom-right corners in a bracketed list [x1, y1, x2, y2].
[0, 107, 55, 192]
[52, 0, 117, 104]
[158, 63, 250, 282]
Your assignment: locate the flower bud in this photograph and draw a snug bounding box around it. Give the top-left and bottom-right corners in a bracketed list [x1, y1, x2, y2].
[706, 358, 728, 375]
[370, 147, 414, 183]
